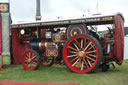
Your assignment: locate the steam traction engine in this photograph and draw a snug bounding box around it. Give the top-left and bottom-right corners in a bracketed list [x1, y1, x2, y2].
[11, 13, 124, 73]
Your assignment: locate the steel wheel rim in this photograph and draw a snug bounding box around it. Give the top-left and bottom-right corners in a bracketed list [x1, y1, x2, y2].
[64, 35, 99, 73]
[22, 51, 38, 70]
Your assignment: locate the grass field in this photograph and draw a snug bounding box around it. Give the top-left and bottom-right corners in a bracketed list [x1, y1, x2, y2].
[0, 60, 128, 85]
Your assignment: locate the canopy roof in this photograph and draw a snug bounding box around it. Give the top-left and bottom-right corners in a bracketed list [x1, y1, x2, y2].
[11, 13, 124, 29]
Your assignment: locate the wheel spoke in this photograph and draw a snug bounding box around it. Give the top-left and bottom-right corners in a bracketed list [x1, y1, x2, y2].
[32, 61, 37, 65]
[31, 52, 34, 57]
[69, 51, 78, 54]
[84, 39, 86, 47]
[33, 58, 37, 61]
[78, 58, 81, 68]
[86, 56, 96, 62]
[75, 39, 80, 48]
[25, 61, 29, 65]
[31, 64, 35, 68]
[30, 52, 33, 58]
[27, 64, 31, 68]
[31, 62, 37, 68]
[67, 54, 77, 58]
[81, 61, 84, 70]
[27, 52, 31, 58]
[87, 54, 96, 58]
[81, 39, 83, 49]
[73, 42, 80, 51]
[30, 63, 33, 68]
[84, 42, 92, 51]
[72, 58, 80, 67]
[71, 56, 79, 62]
[68, 46, 78, 52]
[24, 59, 28, 63]
[83, 57, 89, 68]
[87, 44, 95, 51]
[87, 59, 92, 67]
[25, 56, 29, 59]
[86, 50, 96, 54]
[32, 56, 37, 60]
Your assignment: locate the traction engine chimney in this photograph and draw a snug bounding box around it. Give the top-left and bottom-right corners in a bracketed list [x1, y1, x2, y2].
[36, 0, 42, 20]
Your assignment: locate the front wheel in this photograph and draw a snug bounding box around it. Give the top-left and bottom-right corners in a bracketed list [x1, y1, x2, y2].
[63, 34, 103, 73]
[22, 49, 40, 71]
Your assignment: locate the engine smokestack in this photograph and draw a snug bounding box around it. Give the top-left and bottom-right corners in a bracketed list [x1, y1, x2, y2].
[36, 0, 41, 20]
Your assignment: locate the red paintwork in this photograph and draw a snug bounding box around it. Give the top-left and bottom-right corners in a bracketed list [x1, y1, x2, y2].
[112, 14, 124, 65]
[0, 81, 79, 85]
[41, 29, 48, 38]
[0, 14, 2, 55]
[63, 35, 99, 73]
[12, 29, 32, 64]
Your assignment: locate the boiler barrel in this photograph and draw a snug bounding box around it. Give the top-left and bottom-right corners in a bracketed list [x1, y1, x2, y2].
[29, 42, 40, 50]
[30, 40, 56, 51]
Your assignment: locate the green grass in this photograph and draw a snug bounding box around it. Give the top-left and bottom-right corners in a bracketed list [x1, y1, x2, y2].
[3, 56, 10, 64]
[0, 60, 128, 85]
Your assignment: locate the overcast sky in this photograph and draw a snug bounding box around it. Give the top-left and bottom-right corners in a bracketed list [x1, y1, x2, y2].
[0, 0, 128, 26]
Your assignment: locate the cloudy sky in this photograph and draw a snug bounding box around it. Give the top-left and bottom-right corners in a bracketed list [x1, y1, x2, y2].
[0, 0, 128, 26]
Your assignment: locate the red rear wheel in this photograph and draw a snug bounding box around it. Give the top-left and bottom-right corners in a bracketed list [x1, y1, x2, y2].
[22, 49, 40, 71]
[63, 34, 102, 73]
